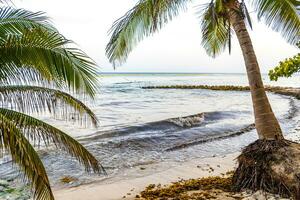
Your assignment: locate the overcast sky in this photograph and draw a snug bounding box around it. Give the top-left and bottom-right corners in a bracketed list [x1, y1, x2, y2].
[14, 0, 299, 73]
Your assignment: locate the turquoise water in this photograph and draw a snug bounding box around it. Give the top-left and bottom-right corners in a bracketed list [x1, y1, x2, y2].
[1, 73, 300, 188]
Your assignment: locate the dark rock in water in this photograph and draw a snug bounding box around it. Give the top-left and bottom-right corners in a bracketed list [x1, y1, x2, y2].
[0, 179, 31, 200]
[0, 179, 9, 187]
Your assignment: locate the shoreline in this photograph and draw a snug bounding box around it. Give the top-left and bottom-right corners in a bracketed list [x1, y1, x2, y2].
[54, 153, 238, 200]
[3, 84, 300, 199]
[54, 85, 300, 200]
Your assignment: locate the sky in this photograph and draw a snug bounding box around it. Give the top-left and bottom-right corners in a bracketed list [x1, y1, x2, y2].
[14, 0, 299, 73]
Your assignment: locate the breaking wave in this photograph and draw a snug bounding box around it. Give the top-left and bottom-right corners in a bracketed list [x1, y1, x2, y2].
[80, 111, 237, 142]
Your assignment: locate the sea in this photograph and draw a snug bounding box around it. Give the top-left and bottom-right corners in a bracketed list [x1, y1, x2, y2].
[1, 73, 300, 190]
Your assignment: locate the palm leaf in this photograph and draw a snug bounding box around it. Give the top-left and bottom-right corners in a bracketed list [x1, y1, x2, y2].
[0, 85, 98, 126]
[240, 0, 253, 29]
[106, 0, 191, 66]
[0, 108, 104, 174]
[0, 7, 55, 37]
[0, 113, 54, 200]
[252, 0, 300, 45]
[200, 3, 230, 57]
[0, 64, 49, 86]
[0, 28, 99, 96]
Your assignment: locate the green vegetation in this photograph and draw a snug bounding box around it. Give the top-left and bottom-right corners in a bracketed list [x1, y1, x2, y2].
[0, 2, 103, 200]
[269, 42, 300, 81]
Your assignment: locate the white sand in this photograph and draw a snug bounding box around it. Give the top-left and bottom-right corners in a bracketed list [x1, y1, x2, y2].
[54, 153, 238, 200]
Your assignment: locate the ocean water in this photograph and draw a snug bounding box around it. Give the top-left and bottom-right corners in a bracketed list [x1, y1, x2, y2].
[1, 73, 300, 188]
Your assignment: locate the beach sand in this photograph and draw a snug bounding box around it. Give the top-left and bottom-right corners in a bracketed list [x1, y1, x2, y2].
[54, 153, 238, 200]
[53, 132, 300, 200]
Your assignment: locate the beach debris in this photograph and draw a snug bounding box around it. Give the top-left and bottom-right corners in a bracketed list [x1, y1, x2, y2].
[138, 174, 233, 199]
[136, 171, 290, 199]
[59, 176, 78, 184]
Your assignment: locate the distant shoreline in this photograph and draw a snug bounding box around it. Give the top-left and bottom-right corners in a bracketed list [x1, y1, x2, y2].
[100, 72, 248, 75]
[99, 72, 298, 76]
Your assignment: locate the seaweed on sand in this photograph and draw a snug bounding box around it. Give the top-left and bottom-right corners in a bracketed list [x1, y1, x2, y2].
[137, 173, 238, 200]
[138, 140, 300, 199]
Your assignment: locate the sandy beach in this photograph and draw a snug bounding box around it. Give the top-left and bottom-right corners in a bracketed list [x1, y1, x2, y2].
[54, 153, 238, 200]
[54, 129, 300, 200]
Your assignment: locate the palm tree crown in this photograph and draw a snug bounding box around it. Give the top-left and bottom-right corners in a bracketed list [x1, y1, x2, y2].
[0, 4, 104, 200]
[106, 0, 300, 65]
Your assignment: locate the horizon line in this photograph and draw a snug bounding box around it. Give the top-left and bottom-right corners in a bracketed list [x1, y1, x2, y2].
[99, 72, 271, 75]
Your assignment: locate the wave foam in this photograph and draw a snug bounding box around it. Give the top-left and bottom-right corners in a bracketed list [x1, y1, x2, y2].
[166, 113, 205, 127]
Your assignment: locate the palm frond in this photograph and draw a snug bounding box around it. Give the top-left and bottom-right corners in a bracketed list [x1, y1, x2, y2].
[0, 7, 55, 37]
[0, 108, 104, 174]
[0, 113, 54, 200]
[200, 3, 230, 57]
[0, 85, 98, 126]
[0, 28, 99, 96]
[0, 0, 12, 5]
[0, 64, 49, 86]
[240, 0, 253, 29]
[106, 0, 191, 66]
[252, 0, 300, 45]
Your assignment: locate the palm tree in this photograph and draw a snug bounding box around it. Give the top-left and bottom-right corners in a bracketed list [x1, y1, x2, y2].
[0, 5, 104, 200]
[106, 0, 300, 196]
[106, 0, 299, 141]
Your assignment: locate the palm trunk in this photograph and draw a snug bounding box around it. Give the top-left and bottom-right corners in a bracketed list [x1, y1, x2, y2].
[228, 7, 283, 140]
